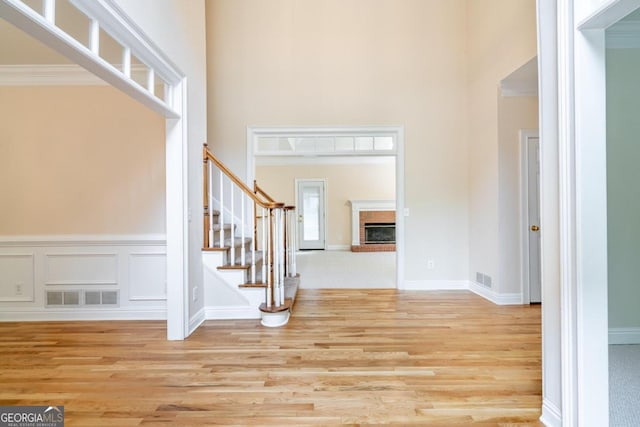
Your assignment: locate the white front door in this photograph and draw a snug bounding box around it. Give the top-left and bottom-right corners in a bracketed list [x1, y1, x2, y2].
[296, 180, 326, 250]
[527, 136, 541, 303]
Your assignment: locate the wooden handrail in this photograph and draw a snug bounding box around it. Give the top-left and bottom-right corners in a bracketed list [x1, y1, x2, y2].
[254, 181, 276, 203]
[203, 144, 284, 210]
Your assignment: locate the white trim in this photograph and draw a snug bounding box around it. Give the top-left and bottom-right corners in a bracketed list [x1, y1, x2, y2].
[0, 64, 150, 86]
[204, 306, 261, 320]
[248, 125, 405, 291]
[609, 327, 640, 344]
[468, 282, 523, 305]
[520, 130, 540, 305]
[540, 399, 562, 427]
[189, 307, 206, 336]
[574, 22, 610, 427]
[0, 234, 166, 246]
[165, 79, 189, 341]
[0, 307, 166, 321]
[537, 0, 562, 422]
[557, 0, 579, 424]
[402, 280, 468, 291]
[577, 0, 640, 30]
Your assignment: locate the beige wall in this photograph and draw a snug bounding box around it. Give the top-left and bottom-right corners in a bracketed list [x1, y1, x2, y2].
[207, 0, 470, 282]
[0, 85, 165, 235]
[498, 96, 539, 294]
[257, 160, 395, 248]
[467, 0, 538, 292]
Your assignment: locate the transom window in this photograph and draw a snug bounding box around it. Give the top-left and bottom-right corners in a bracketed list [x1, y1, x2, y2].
[255, 134, 396, 156]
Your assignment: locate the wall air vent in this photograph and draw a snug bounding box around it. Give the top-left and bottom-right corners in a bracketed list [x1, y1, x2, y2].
[85, 290, 119, 306]
[46, 290, 81, 306]
[46, 290, 119, 308]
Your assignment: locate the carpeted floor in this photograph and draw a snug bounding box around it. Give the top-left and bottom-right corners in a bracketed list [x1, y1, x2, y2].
[610, 344, 640, 426]
[296, 250, 396, 289]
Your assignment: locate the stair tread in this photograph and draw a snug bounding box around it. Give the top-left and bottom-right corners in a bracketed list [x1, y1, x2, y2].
[211, 223, 234, 232]
[239, 282, 268, 288]
[203, 237, 252, 251]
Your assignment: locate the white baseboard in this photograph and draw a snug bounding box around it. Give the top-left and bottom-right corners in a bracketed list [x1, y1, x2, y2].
[327, 245, 351, 251]
[0, 308, 166, 321]
[401, 280, 469, 291]
[468, 281, 522, 305]
[609, 327, 640, 344]
[540, 399, 562, 427]
[205, 306, 261, 320]
[189, 307, 206, 336]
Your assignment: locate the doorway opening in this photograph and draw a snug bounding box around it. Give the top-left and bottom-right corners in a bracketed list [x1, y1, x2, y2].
[247, 126, 404, 289]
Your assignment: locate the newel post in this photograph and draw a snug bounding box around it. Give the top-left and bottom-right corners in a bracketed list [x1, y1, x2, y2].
[203, 143, 210, 249]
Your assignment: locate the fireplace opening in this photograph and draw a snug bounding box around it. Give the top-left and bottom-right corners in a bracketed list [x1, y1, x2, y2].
[364, 223, 396, 244]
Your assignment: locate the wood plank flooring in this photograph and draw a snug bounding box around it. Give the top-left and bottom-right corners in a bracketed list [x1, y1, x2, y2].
[0, 290, 542, 426]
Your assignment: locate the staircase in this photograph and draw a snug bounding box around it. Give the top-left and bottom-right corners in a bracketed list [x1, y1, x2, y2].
[202, 144, 299, 327]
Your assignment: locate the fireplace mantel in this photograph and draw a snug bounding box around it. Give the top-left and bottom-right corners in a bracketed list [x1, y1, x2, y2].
[349, 200, 395, 246]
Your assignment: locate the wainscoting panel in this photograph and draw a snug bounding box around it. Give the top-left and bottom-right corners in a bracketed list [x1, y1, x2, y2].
[0, 254, 34, 302]
[45, 253, 118, 285]
[0, 236, 167, 320]
[129, 253, 167, 301]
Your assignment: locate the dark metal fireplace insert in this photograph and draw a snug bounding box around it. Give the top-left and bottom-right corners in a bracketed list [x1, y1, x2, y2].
[364, 223, 396, 244]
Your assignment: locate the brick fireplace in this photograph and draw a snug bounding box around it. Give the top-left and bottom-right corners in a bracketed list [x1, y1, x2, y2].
[350, 200, 396, 252]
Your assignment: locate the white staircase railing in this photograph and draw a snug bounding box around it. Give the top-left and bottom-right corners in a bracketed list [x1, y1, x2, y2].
[203, 144, 297, 314]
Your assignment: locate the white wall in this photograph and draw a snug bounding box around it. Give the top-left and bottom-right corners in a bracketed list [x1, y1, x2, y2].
[467, 0, 538, 295]
[206, 0, 470, 285]
[497, 95, 539, 295]
[606, 48, 640, 337]
[112, 0, 208, 322]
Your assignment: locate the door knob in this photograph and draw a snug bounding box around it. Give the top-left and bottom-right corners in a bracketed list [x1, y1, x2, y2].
[531, 225, 540, 232]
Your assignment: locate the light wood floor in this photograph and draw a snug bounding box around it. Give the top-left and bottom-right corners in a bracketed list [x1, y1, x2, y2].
[0, 290, 542, 426]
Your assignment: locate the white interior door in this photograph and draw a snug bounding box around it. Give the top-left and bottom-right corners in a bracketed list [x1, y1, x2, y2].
[296, 180, 326, 250]
[527, 137, 542, 303]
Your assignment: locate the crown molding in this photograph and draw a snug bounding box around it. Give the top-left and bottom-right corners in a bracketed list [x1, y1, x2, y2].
[606, 21, 640, 49]
[0, 63, 150, 86]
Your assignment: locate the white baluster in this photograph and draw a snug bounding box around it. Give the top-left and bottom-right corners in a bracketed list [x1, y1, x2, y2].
[250, 198, 256, 283]
[241, 195, 246, 266]
[208, 160, 214, 247]
[219, 171, 224, 249]
[43, 0, 55, 23]
[290, 209, 297, 276]
[266, 208, 272, 308]
[230, 183, 235, 266]
[273, 209, 280, 307]
[279, 209, 285, 305]
[261, 207, 267, 287]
